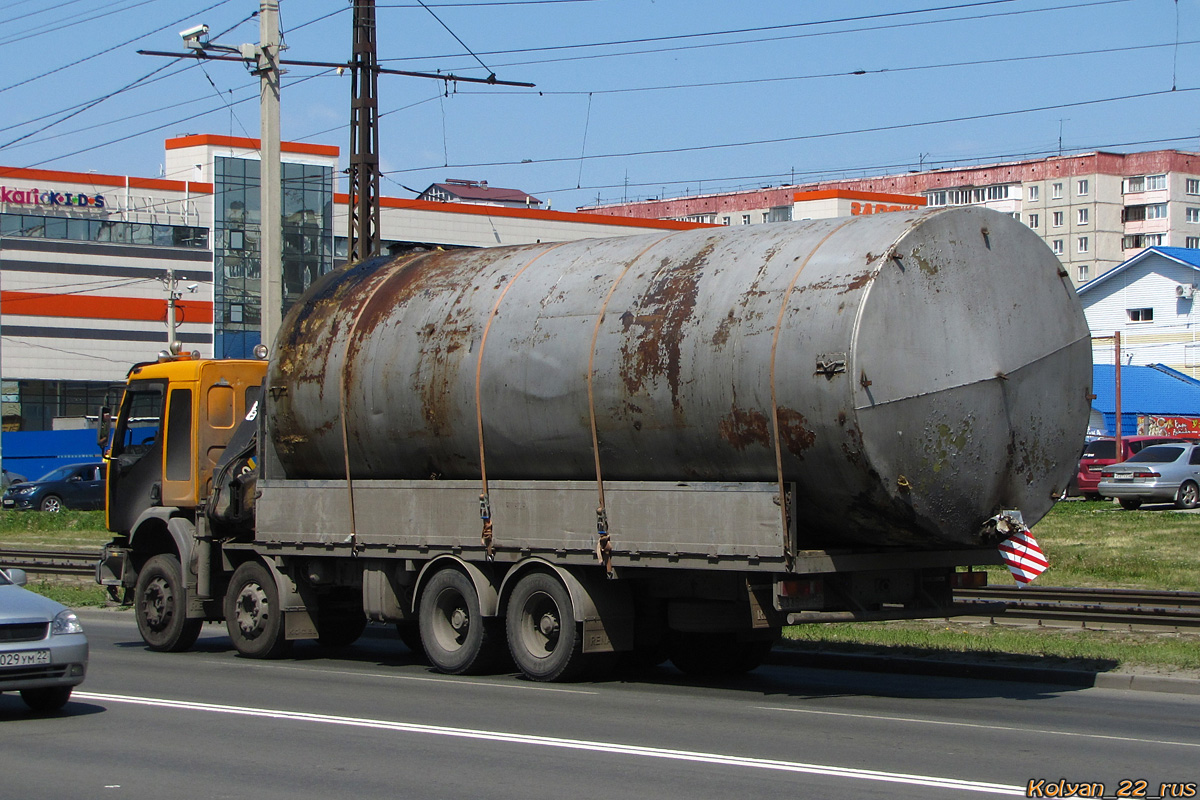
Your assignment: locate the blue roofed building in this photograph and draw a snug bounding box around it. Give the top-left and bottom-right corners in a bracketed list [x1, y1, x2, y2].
[1090, 363, 1200, 437]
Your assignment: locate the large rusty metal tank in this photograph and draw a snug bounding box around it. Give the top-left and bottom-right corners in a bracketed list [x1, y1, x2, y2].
[268, 206, 1092, 548]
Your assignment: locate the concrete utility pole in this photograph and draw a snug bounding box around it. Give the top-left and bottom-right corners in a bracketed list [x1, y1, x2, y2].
[257, 1, 284, 353]
[145, 4, 284, 356]
[161, 269, 198, 356]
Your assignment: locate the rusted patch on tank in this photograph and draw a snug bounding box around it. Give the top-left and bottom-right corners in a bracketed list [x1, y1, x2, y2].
[619, 240, 715, 408]
[718, 406, 771, 450]
[795, 269, 876, 297]
[840, 419, 866, 467]
[776, 407, 816, 457]
[711, 309, 736, 348]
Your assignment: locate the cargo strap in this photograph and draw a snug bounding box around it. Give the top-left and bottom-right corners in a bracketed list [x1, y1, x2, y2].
[586, 233, 680, 577]
[475, 242, 569, 560]
[338, 252, 433, 551]
[767, 219, 854, 572]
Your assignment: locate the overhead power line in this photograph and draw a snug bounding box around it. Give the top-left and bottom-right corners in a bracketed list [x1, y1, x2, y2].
[384, 86, 1200, 174]
[458, 40, 1200, 98]
[0, 0, 161, 47]
[383, 0, 1129, 67]
[544, 133, 1200, 201]
[0, 0, 241, 96]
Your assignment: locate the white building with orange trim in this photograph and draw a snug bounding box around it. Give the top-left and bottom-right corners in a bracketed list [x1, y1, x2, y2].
[0, 135, 704, 433]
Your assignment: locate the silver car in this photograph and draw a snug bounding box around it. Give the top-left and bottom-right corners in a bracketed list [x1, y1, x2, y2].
[0, 567, 88, 712]
[1098, 442, 1200, 510]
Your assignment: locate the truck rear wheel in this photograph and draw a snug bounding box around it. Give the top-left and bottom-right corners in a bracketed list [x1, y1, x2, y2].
[135, 554, 203, 652]
[418, 568, 503, 674]
[505, 571, 591, 682]
[224, 561, 291, 659]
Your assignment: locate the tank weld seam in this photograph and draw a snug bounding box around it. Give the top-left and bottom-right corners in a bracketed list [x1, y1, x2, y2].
[769, 219, 856, 571]
[849, 335, 1092, 411]
[338, 254, 436, 551]
[476, 242, 571, 560]
[586, 232, 682, 577]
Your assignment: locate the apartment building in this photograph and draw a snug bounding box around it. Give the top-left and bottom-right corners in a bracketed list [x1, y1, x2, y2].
[580, 150, 1200, 286]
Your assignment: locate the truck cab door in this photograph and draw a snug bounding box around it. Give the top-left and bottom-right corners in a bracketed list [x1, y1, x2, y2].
[106, 380, 165, 534]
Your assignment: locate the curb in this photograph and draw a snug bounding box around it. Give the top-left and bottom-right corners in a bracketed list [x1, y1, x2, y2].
[769, 650, 1200, 695]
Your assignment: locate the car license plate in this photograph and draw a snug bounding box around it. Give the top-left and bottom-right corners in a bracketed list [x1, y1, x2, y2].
[1, 499, 13, 508]
[0, 650, 50, 667]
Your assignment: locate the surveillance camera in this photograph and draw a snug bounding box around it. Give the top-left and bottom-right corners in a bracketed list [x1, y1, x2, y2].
[180, 23, 209, 43]
[186, 284, 198, 292]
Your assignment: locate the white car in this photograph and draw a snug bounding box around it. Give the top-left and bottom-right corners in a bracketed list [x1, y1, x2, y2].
[0, 567, 88, 711]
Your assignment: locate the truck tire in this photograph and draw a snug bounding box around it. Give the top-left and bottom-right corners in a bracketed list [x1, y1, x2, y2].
[135, 554, 203, 652]
[505, 571, 591, 682]
[224, 561, 292, 659]
[668, 631, 777, 676]
[418, 568, 503, 674]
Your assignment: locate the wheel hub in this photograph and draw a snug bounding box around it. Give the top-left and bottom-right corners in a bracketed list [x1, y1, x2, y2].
[537, 613, 558, 637]
[142, 578, 170, 630]
[450, 607, 469, 633]
[234, 583, 270, 639]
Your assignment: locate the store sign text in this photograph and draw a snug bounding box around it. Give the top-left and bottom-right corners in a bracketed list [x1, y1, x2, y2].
[0, 186, 106, 208]
[850, 202, 918, 215]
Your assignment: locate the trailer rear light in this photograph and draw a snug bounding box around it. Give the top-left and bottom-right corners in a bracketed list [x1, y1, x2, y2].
[775, 578, 825, 611]
[780, 578, 821, 598]
[951, 570, 987, 589]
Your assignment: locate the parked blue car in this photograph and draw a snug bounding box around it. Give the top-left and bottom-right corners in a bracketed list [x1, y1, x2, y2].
[1, 463, 105, 513]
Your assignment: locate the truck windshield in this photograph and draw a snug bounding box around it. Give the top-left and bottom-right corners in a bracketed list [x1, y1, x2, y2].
[111, 380, 165, 458]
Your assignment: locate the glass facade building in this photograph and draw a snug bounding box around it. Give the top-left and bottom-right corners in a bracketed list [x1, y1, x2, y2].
[213, 156, 335, 358]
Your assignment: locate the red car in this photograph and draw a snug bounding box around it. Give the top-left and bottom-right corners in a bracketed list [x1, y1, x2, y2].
[1074, 436, 1186, 499]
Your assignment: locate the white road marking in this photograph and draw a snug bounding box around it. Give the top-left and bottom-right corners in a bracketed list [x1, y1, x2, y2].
[76, 691, 1024, 796]
[756, 705, 1200, 749]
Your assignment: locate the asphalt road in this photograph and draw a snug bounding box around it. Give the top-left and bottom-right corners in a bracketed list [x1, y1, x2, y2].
[2, 609, 1198, 800]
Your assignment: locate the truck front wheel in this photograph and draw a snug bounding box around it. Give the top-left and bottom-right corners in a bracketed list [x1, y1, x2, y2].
[224, 561, 291, 659]
[135, 554, 203, 652]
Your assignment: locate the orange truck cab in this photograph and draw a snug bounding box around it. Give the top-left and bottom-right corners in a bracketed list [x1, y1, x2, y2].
[103, 355, 267, 536]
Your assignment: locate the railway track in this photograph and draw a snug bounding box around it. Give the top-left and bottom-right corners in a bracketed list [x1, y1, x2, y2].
[3, 547, 1199, 631]
[956, 586, 1200, 631]
[0, 547, 102, 577]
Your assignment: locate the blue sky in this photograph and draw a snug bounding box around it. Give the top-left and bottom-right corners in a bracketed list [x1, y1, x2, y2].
[2, 0, 1199, 211]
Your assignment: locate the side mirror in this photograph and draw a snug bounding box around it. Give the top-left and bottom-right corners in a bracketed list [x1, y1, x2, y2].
[97, 407, 111, 450]
[3, 568, 29, 586]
